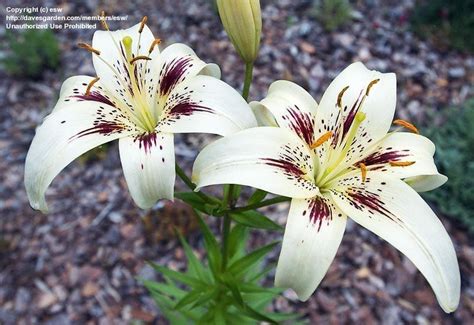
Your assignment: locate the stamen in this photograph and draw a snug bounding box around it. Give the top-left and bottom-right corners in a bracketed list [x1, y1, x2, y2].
[100, 11, 109, 31]
[389, 161, 415, 167]
[77, 42, 100, 55]
[337, 86, 349, 108]
[139, 16, 148, 33]
[85, 77, 100, 96]
[366, 78, 380, 96]
[148, 39, 162, 54]
[310, 131, 333, 149]
[130, 55, 152, 64]
[359, 162, 367, 182]
[393, 119, 419, 134]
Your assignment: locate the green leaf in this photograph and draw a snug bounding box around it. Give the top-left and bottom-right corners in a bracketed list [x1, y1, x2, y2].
[227, 224, 248, 260]
[227, 242, 279, 278]
[174, 290, 204, 310]
[141, 279, 187, 299]
[247, 189, 267, 205]
[230, 210, 283, 231]
[176, 231, 212, 283]
[193, 209, 222, 277]
[232, 185, 242, 200]
[148, 261, 206, 288]
[176, 192, 219, 215]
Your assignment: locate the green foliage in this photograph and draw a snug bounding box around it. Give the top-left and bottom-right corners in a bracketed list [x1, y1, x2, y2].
[142, 211, 300, 324]
[422, 99, 474, 232]
[2, 29, 60, 79]
[411, 0, 474, 52]
[311, 0, 352, 31]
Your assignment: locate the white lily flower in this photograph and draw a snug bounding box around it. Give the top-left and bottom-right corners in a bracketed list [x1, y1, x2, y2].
[25, 19, 257, 212]
[192, 62, 460, 312]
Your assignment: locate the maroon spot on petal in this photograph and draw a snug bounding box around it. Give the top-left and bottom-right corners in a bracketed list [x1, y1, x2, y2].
[141, 163, 144, 169]
[72, 91, 115, 107]
[306, 197, 333, 231]
[159, 56, 193, 96]
[134, 132, 157, 154]
[284, 106, 315, 145]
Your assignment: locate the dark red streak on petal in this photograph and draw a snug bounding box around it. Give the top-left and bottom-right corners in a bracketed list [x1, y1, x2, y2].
[261, 158, 305, 178]
[72, 91, 115, 107]
[134, 132, 157, 154]
[169, 101, 213, 117]
[359, 150, 409, 167]
[72, 121, 124, 139]
[159, 57, 193, 96]
[347, 189, 396, 221]
[306, 197, 333, 231]
[282, 106, 314, 145]
[341, 90, 364, 139]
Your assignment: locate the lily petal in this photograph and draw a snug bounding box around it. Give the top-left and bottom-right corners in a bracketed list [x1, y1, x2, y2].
[158, 75, 257, 136]
[119, 132, 175, 209]
[316, 63, 396, 170]
[52, 76, 121, 113]
[193, 127, 319, 198]
[275, 197, 347, 301]
[155, 43, 220, 97]
[255, 80, 318, 145]
[25, 103, 134, 212]
[92, 23, 157, 103]
[249, 101, 278, 127]
[358, 132, 447, 191]
[329, 171, 460, 312]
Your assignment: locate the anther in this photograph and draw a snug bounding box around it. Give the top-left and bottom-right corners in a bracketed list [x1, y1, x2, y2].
[85, 77, 100, 96]
[139, 16, 148, 33]
[337, 86, 349, 108]
[389, 161, 415, 167]
[366, 78, 380, 96]
[310, 131, 333, 149]
[393, 119, 419, 134]
[130, 55, 152, 64]
[359, 162, 367, 182]
[100, 11, 109, 30]
[148, 39, 162, 54]
[78, 42, 101, 55]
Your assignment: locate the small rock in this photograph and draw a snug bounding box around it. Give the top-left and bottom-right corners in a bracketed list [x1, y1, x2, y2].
[448, 67, 466, 78]
[82, 282, 99, 297]
[38, 292, 58, 309]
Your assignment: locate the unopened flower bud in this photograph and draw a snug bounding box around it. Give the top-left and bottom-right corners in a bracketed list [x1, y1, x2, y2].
[216, 0, 262, 63]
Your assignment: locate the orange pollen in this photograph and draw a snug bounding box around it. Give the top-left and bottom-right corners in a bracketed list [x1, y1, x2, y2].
[393, 119, 419, 134]
[85, 77, 100, 96]
[100, 11, 109, 30]
[337, 85, 350, 108]
[359, 162, 367, 182]
[130, 55, 152, 64]
[77, 43, 100, 55]
[389, 161, 416, 167]
[139, 16, 148, 33]
[366, 78, 380, 96]
[148, 39, 161, 54]
[310, 131, 333, 149]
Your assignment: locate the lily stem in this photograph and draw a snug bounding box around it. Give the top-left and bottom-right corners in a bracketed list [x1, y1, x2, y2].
[221, 61, 254, 269]
[175, 163, 219, 204]
[227, 196, 291, 214]
[242, 62, 254, 101]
